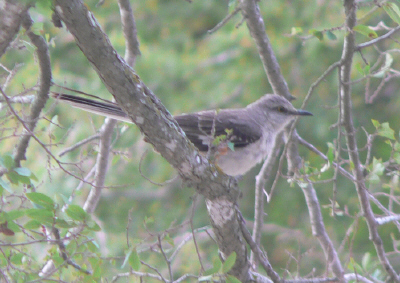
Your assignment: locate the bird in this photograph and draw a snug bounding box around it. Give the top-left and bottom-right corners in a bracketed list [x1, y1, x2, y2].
[51, 93, 312, 176]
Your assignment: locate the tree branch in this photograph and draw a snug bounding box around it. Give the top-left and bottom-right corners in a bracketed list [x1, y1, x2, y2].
[117, 0, 140, 67]
[340, 0, 399, 281]
[239, 0, 344, 279]
[53, 1, 251, 281]
[0, 0, 27, 58]
[13, 12, 52, 167]
[239, 0, 294, 100]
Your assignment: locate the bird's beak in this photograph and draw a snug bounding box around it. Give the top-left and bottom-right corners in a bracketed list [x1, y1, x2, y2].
[294, 109, 313, 116]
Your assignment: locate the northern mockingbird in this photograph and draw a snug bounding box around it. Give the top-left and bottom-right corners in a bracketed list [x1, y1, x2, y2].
[52, 93, 312, 176]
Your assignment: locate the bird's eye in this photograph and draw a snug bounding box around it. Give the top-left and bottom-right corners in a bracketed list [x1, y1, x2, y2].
[277, 106, 287, 113]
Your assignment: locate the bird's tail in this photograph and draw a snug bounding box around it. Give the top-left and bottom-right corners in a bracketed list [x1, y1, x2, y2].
[51, 92, 133, 123]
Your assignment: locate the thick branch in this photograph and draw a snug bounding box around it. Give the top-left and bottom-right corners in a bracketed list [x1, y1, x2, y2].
[0, 0, 26, 57]
[53, 1, 251, 281]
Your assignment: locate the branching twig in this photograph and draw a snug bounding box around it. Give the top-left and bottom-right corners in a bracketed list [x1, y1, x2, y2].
[356, 26, 400, 51]
[296, 135, 355, 182]
[58, 133, 100, 157]
[208, 6, 241, 34]
[340, 1, 399, 281]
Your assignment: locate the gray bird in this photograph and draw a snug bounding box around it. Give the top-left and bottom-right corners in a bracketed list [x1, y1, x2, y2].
[52, 93, 312, 176]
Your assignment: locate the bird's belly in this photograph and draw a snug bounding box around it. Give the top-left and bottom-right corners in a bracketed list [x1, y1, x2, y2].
[216, 139, 269, 176]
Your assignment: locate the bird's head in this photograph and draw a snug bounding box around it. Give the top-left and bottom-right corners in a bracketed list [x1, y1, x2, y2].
[248, 94, 312, 131]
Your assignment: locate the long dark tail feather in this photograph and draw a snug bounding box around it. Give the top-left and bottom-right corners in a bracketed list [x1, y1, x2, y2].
[51, 93, 133, 123]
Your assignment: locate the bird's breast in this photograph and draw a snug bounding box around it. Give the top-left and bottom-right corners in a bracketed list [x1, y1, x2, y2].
[215, 135, 272, 176]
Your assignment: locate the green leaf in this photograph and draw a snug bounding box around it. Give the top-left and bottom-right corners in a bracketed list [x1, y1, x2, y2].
[326, 142, 335, 163]
[10, 253, 23, 265]
[122, 247, 141, 270]
[55, 219, 77, 229]
[26, 209, 54, 224]
[6, 171, 20, 184]
[66, 204, 88, 221]
[86, 220, 101, 231]
[394, 141, 400, 152]
[48, 115, 59, 132]
[361, 252, 371, 270]
[348, 257, 363, 273]
[2, 154, 14, 170]
[371, 119, 380, 128]
[0, 178, 12, 193]
[353, 25, 378, 38]
[378, 122, 395, 139]
[0, 212, 7, 223]
[7, 221, 20, 233]
[222, 252, 236, 273]
[26, 192, 55, 210]
[349, 161, 355, 171]
[112, 154, 121, 165]
[24, 220, 42, 229]
[86, 241, 100, 253]
[372, 120, 395, 140]
[227, 142, 235, 151]
[368, 158, 385, 183]
[325, 30, 337, 40]
[394, 152, 400, 164]
[164, 234, 174, 247]
[383, 2, 400, 25]
[227, 274, 242, 283]
[88, 257, 102, 278]
[290, 26, 303, 35]
[6, 209, 26, 221]
[372, 119, 395, 140]
[128, 248, 141, 271]
[309, 29, 324, 41]
[355, 62, 370, 76]
[14, 167, 31, 177]
[16, 174, 31, 185]
[52, 254, 64, 266]
[204, 257, 223, 276]
[29, 172, 38, 182]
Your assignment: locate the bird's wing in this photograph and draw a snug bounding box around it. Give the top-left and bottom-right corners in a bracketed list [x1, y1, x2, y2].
[53, 93, 262, 152]
[174, 110, 262, 152]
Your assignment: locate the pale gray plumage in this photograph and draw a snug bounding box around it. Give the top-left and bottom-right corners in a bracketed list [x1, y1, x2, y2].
[52, 93, 312, 176]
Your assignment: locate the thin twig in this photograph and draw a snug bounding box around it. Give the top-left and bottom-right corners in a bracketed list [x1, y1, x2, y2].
[356, 26, 400, 50]
[58, 134, 100, 157]
[189, 194, 205, 272]
[208, 6, 241, 34]
[138, 149, 178, 186]
[237, 210, 281, 283]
